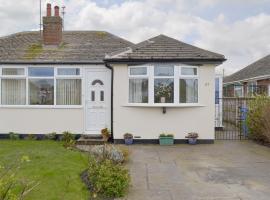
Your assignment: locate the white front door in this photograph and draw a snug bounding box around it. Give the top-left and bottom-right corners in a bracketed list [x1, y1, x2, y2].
[85, 68, 111, 134]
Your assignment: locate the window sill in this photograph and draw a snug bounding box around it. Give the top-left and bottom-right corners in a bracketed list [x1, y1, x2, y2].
[0, 105, 83, 109]
[123, 103, 205, 108]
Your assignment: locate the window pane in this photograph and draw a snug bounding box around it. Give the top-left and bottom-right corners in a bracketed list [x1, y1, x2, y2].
[57, 68, 80, 76]
[29, 67, 54, 77]
[2, 68, 25, 75]
[154, 66, 174, 76]
[1, 79, 26, 105]
[130, 67, 147, 75]
[154, 78, 174, 103]
[100, 91, 104, 101]
[180, 79, 198, 103]
[181, 67, 197, 76]
[234, 85, 243, 97]
[129, 79, 148, 103]
[91, 91, 95, 101]
[56, 79, 81, 105]
[29, 79, 54, 105]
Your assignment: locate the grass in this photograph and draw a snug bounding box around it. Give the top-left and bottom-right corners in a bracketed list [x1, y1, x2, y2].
[0, 140, 89, 200]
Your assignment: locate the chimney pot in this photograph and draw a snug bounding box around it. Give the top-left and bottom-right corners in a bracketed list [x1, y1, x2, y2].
[54, 6, 60, 17]
[47, 3, 51, 17]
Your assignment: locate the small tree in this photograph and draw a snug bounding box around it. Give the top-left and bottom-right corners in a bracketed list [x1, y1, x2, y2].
[247, 95, 270, 143]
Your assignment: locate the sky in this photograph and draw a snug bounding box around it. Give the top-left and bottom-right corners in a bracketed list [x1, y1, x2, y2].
[0, 0, 270, 75]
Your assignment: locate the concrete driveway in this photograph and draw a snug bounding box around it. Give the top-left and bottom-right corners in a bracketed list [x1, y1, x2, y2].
[121, 141, 270, 200]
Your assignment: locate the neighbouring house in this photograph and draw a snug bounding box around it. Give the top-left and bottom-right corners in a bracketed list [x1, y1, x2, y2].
[0, 4, 226, 143]
[223, 54, 270, 97]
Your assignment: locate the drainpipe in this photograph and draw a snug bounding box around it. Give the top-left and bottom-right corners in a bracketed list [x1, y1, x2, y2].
[105, 63, 114, 143]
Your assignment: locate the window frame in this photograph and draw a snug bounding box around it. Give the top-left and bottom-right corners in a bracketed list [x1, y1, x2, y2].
[179, 65, 199, 104]
[0, 66, 83, 108]
[234, 85, 244, 97]
[128, 66, 150, 104]
[154, 65, 175, 104]
[128, 65, 200, 106]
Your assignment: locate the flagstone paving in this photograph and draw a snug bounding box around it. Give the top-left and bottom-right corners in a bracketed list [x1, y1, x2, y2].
[120, 141, 270, 200]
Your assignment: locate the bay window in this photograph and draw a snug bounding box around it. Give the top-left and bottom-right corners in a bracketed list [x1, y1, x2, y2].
[128, 65, 199, 105]
[0, 67, 82, 107]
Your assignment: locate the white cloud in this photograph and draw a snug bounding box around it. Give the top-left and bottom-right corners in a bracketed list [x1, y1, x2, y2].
[0, 0, 270, 75]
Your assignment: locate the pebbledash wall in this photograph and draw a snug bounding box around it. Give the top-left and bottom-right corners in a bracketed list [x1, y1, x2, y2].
[112, 64, 216, 142]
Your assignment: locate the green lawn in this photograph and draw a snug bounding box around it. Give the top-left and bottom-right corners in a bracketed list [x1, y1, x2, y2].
[0, 140, 89, 200]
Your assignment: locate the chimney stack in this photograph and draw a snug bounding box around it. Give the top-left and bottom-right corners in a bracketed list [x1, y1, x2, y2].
[43, 3, 63, 45]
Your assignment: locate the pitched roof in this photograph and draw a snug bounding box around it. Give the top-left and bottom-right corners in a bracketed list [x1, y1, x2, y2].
[0, 31, 133, 63]
[224, 54, 270, 83]
[105, 34, 225, 62]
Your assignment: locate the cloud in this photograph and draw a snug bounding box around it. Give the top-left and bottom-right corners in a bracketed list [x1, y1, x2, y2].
[0, 0, 269, 75]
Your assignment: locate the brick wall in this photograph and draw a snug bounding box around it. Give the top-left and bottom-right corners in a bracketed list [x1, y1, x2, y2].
[43, 4, 62, 45]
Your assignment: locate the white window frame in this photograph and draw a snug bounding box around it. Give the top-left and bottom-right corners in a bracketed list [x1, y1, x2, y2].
[0, 67, 27, 106]
[154, 65, 175, 104]
[0, 66, 83, 108]
[55, 66, 83, 106]
[128, 64, 200, 106]
[179, 65, 199, 104]
[128, 66, 150, 104]
[234, 85, 243, 97]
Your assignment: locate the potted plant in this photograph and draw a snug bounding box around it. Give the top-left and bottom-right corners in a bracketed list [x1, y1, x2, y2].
[159, 133, 174, 145]
[155, 83, 173, 103]
[123, 133, 133, 145]
[101, 128, 111, 142]
[185, 132, 199, 145]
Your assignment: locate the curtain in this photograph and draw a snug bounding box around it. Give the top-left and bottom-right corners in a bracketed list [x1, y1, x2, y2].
[57, 79, 81, 105]
[180, 79, 198, 103]
[1, 79, 26, 105]
[129, 79, 148, 103]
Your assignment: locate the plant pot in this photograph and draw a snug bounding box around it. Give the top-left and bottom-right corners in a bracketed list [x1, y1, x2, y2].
[159, 136, 174, 145]
[160, 97, 166, 103]
[124, 138, 133, 145]
[188, 138, 197, 145]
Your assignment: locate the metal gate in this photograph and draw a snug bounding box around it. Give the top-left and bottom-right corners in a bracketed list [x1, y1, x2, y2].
[215, 98, 252, 140]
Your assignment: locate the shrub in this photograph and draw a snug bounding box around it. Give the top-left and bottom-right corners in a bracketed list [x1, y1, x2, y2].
[123, 133, 133, 139]
[90, 145, 125, 164]
[185, 132, 199, 139]
[101, 128, 110, 141]
[26, 134, 36, 140]
[247, 96, 270, 143]
[62, 131, 75, 148]
[46, 132, 57, 140]
[9, 132, 20, 140]
[88, 156, 130, 198]
[118, 146, 130, 162]
[159, 133, 174, 137]
[0, 156, 38, 200]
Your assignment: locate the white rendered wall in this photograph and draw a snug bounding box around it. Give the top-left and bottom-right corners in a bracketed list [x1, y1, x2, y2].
[113, 64, 216, 140]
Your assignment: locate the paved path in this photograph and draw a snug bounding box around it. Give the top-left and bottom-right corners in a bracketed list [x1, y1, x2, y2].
[120, 141, 270, 200]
